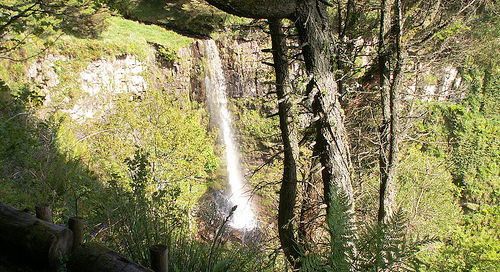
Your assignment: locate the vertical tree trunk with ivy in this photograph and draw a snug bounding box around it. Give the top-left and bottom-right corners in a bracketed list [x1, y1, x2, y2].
[377, 0, 403, 223]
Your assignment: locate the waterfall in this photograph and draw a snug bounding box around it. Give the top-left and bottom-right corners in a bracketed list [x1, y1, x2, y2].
[203, 39, 256, 230]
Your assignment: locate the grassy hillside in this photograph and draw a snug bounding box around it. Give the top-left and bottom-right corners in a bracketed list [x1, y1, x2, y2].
[50, 16, 192, 62]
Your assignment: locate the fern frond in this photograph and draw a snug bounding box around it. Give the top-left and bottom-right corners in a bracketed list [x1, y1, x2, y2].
[355, 207, 438, 271]
[327, 185, 356, 271]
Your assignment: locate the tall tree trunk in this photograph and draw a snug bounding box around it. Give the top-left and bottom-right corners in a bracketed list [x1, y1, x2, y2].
[269, 18, 302, 268]
[377, 0, 403, 223]
[294, 1, 356, 266]
[294, 0, 354, 209]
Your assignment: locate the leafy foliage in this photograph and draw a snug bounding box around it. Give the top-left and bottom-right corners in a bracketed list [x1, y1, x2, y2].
[396, 145, 461, 238]
[440, 72, 500, 205]
[107, 147, 185, 264]
[61, 5, 109, 39]
[0, 80, 104, 224]
[0, 0, 109, 59]
[298, 187, 432, 272]
[418, 206, 500, 272]
[231, 97, 280, 162]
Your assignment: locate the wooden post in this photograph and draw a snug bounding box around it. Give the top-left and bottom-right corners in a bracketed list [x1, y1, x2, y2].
[150, 245, 168, 272]
[68, 217, 84, 248]
[35, 204, 53, 223]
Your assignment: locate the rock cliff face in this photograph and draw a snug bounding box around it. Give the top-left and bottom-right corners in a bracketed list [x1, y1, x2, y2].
[190, 35, 272, 102]
[28, 53, 153, 123]
[67, 55, 147, 122]
[26, 34, 272, 124]
[28, 54, 63, 106]
[218, 37, 272, 98]
[27, 30, 462, 127]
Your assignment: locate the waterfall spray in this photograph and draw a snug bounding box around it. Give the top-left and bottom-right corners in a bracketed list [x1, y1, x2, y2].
[203, 39, 256, 230]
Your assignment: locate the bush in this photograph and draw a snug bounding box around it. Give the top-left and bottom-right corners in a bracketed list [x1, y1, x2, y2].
[62, 8, 109, 39]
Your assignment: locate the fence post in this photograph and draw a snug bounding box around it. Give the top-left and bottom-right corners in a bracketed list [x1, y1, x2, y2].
[150, 244, 168, 272]
[35, 204, 53, 223]
[68, 217, 84, 248]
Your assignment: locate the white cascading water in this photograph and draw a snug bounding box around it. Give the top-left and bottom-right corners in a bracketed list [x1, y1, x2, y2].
[203, 39, 256, 230]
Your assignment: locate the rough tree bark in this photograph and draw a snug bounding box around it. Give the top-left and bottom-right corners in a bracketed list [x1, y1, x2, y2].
[377, 0, 403, 223]
[293, 3, 356, 268]
[293, 0, 354, 208]
[269, 18, 301, 267]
